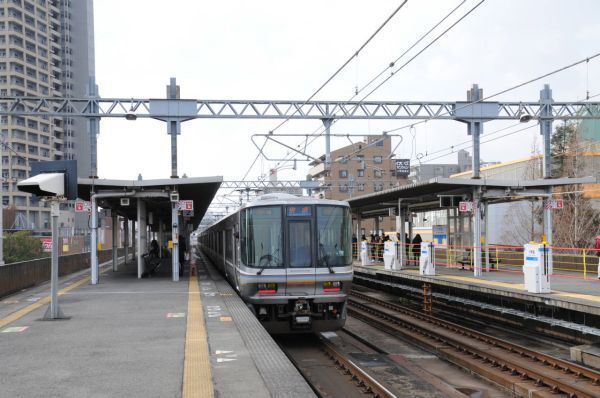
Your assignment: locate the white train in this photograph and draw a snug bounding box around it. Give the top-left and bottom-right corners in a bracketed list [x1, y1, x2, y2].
[199, 193, 353, 334]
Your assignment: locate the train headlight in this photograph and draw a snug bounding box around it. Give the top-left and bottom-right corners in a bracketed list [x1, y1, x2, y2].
[323, 281, 342, 292]
[257, 283, 278, 295]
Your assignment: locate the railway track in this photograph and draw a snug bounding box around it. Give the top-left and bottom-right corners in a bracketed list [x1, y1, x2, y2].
[348, 291, 600, 398]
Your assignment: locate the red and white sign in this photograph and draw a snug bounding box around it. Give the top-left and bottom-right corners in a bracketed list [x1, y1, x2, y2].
[40, 237, 52, 253]
[177, 200, 193, 211]
[544, 199, 564, 209]
[74, 200, 91, 213]
[458, 201, 473, 212]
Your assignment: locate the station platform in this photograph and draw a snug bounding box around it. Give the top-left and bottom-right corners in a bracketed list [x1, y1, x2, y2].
[0, 255, 314, 398]
[354, 261, 600, 314]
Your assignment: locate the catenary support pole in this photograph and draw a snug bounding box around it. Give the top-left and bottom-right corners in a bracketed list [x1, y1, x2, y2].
[123, 219, 129, 265]
[137, 198, 146, 278]
[168, 78, 180, 179]
[540, 84, 554, 274]
[322, 118, 333, 170]
[473, 189, 482, 277]
[90, 195, 98, 285]
[172, 202, 179, 282]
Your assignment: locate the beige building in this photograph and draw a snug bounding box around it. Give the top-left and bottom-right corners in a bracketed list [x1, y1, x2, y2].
[308, 135, 409, 236]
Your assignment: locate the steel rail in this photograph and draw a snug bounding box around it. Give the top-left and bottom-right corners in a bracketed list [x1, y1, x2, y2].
[349, 291, 600, 398]
[320, 339, 397, 398]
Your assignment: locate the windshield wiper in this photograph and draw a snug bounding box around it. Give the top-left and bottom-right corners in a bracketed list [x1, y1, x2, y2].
[319, 243, 335, 274]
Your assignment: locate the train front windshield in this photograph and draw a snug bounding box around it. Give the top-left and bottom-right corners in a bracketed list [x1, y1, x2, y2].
[241, 206, 284, 268]
[241, 204, 351, 268]
[316, 206, 352, 268]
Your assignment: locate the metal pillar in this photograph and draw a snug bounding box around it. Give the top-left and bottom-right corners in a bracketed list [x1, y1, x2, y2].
[90, 195, 98, 285]
[123, 219, 129, 265]
[172, 202, 180, 282]
[540, 84, 554, 274]
[159, 221, 164, 258]
[137, 198, 147, 279]
[131, 220, 136, 262]
[168, 78, 180, 179]
[467, 84, 483, 179]
[399, 206, 406, 267]
[43, 201, 66, 319]
[473, 189, 482, 277]
[322, 118, 333, 170]
[484, 201, 490, 272]
[112, 214, 118, 272]
[88, 77, 99, 178]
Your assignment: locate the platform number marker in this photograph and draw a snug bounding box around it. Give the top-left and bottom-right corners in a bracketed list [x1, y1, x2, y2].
[2, 326, 29, 333]
[215, 350, 237, 363]
[166, 312, 185, 318]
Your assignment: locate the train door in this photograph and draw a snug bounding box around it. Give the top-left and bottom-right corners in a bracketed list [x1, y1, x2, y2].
[285, 216, 316, 296]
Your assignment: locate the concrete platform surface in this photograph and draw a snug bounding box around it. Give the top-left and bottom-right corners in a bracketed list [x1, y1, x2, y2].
[0, 256, 314, 398]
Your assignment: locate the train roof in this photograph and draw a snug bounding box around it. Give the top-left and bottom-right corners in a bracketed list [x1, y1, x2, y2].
[242, 193, 349, 209]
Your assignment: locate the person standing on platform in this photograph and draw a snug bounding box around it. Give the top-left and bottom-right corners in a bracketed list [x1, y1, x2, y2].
[595, 235, 600, 279]
[412, 234, 422, 265]
[352, 234, 358, 260]
[179, 234, 187, 275]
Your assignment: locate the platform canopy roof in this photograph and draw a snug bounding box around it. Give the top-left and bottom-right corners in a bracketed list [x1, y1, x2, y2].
[77, 176, 223, 228]
[347, 176, 596, 218]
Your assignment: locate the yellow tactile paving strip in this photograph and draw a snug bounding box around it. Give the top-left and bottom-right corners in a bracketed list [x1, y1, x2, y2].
[0, 268, 108, 329]
[182, 273, 213, 398]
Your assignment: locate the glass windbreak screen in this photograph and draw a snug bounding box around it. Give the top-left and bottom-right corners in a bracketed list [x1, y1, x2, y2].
[317, 206, 352, 267]
[241, 206, 283, 268]
[288, 221, 312, 268]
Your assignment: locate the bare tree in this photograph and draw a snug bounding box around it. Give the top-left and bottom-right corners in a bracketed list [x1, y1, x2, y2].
[551, 123, 600, 248]
[501, 138, 543, 245]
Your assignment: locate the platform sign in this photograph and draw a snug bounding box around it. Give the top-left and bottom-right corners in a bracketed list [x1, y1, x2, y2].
[394, 159, 410, 176]
[544, 199, 564, 209]
[74, 200, 91, 213]
[40, 237, 52, 252]
[177, 200, 193, 211]
[458, 201, 473, 212]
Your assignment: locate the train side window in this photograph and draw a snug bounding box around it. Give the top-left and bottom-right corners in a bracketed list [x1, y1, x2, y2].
[225, 229, 233, 261]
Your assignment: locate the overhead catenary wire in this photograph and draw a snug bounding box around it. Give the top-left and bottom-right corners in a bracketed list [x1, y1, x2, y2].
[273, 0, 486, 171]
[239, 1, 409, 181]
[386, 51, 600, 135]
[412, 91, 600, 165]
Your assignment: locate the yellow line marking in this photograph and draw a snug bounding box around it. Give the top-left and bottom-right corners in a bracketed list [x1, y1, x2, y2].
[403, 269, 600, 302]
[0, 266, 113, 329]
[0, 274, 91, 329]
[555, 292, 600, 303]
[182, 273, 213, 398]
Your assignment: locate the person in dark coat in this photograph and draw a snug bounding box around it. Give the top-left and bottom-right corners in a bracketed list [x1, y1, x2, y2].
[412, 234, 422, 263]
[179, 234, 187, 275]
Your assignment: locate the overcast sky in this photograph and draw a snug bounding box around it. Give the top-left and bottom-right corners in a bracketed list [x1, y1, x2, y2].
[93, 0, 599, 185]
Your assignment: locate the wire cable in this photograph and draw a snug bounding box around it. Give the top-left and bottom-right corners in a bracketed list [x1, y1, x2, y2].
[238, 1, 409, 181]
[273, 0, 484, 171]
[386, 51, 600, 134]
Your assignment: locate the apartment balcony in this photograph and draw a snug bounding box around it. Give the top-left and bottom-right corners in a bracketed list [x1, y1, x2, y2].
[308, 162, 326, 179]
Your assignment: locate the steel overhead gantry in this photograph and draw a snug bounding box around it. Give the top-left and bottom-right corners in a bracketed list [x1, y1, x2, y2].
[0, 80, 598, 275]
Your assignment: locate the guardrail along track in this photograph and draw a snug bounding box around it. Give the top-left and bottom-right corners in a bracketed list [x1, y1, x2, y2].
[320, 339, 397, 398]
[349, 291, 600, 398]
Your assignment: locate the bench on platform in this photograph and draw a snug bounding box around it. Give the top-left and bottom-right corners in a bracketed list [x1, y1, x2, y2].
[456, 248, 500, 270]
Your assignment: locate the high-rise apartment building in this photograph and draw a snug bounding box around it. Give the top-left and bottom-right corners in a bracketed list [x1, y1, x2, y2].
[0, 0, 94, 231]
